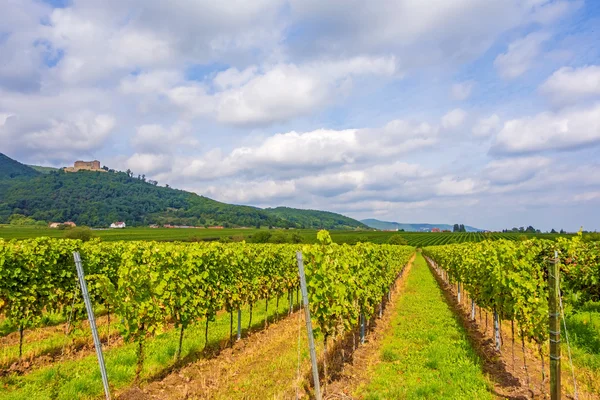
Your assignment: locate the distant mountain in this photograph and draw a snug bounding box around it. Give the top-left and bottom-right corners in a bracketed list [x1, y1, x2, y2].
[361, 218, 483, 232]
[0, 153, 40, 179]
[0, 153, 366, 229]
[265, 207, 367, 230]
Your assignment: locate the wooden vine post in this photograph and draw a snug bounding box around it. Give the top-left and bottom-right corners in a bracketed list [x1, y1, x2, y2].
[549, 251, 561, 400]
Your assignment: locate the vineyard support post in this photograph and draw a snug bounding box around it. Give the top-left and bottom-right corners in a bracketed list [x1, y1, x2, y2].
[471, 299, 476, 321]
[457, 282, 461, 303]
[237, 308, 242, 341]
[360, 313, 365, 344]
[73, 252, 111, 400]
[494, 309, 501, 351]
[296, 251, 322, 400]
[549, 251, 561, 400]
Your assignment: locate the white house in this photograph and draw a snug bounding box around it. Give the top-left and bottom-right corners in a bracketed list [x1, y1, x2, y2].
[110, 221, 126, 229]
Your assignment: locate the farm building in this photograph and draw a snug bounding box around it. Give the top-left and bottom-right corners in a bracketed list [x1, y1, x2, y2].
[110, 221, 126, 228]
[49, 221, 76, 228]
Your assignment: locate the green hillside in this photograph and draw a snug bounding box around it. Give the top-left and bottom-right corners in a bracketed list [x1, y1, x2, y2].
[28, 165, 59, 174]
[0, 154, 366, 229]
[264, 207, 367, 229]
[0, 153, 40, 179]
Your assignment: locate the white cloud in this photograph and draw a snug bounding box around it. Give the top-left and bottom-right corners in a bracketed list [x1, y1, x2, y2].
[213, 66, 259, 90]
[38, 1, 286, 85]
[484, 156, 550, 184]
[435, 176, 485, 196]
[131, 122, 199, 154]
[539, 65, 600, 106]
[494, 32, 551, 79]
[149, 118, 438, 183]
[442, 108, 467, 129]
[472, 114, 500, 137]
[289, 0, 574, 68]
[201, 179, 297, 204]
[573, 191, 600, 202]
[125, 153, 173, 175]
[165, 56, 396, 126]
[451, 81, 474, 100]
[120, 70, 184, 94]
[492, 103, 600, 153]
[0, 112, 115, 162]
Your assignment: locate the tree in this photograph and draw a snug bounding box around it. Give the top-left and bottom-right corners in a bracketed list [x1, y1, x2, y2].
[459, 224, 466, 232]
[453, 224, 460, 232]
[551, 228, 557, 234]
[560, 229, 566, 234]
[525, 225, 536, 233]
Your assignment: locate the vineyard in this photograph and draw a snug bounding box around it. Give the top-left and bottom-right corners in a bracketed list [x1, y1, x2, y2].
[0, 233, 413, 399]
[1, 232, 599, 399]
[0, 225, 576, 247]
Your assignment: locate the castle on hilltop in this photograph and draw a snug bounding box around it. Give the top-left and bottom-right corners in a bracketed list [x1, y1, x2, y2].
[64, 160, 106, 172]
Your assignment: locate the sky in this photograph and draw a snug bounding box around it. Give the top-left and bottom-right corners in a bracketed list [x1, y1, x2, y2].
[1, 0, 599, 232]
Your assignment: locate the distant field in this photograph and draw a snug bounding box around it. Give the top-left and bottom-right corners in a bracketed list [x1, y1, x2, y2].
[0, 225, 575, 246]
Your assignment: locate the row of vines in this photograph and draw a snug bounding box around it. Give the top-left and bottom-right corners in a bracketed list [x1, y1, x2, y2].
[0, 232, 414, 381]
[399, 232, 574, 247]
[422, 233, 600, 356]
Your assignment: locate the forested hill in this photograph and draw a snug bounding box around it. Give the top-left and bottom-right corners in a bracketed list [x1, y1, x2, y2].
[264, 207, 368, 230]
[0, 153, 40, 179]
[0, 154, 366, 229]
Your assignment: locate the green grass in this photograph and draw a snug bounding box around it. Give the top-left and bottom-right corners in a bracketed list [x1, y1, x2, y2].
[358, 252, 492, 399]
[565, 308, 600, 371]
[0, 296, 298, 400]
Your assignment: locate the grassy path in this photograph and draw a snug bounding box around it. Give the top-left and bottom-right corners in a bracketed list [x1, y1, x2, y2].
[357, 252, 492, 399]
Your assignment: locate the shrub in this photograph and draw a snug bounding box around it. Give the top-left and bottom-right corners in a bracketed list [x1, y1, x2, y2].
[64, 227, 95, 241]
[249, 231, 272, 243]
[268, 230, 290, 243]
[387, 235, 408, 245]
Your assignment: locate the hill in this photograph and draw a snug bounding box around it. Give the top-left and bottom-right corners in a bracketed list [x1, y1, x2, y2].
[0, 153, 40, 179]
[0, 153, 366, 229]
[361, 218, 483, 232]
[28, 165, 59, 174]
[264, 207, 367, 230]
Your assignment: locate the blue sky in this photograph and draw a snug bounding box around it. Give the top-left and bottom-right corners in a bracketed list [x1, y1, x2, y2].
[1, 0, 600, 231]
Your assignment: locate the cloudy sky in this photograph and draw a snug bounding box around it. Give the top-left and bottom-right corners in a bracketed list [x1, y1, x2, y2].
[1, 0, 599, 231]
